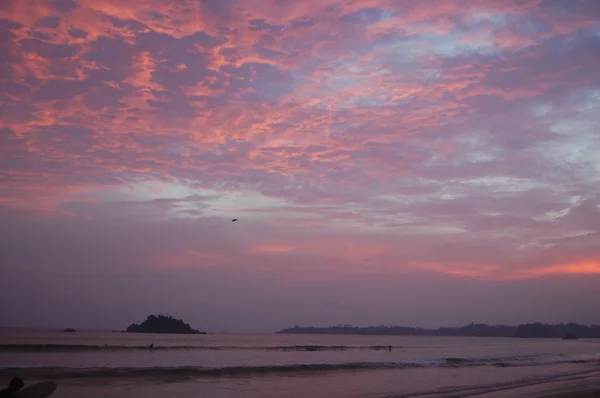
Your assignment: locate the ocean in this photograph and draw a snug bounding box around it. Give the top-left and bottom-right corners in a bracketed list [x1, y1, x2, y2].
[1, 328, 600, 397]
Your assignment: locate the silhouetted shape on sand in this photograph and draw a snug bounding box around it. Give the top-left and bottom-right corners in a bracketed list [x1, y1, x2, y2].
[0, 377, 24, 397]
[278, 323, 600, 338]
[126, 315, 205, 334]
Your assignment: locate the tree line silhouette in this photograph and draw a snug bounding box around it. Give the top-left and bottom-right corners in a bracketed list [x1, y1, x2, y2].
[277, 322, 600, 338]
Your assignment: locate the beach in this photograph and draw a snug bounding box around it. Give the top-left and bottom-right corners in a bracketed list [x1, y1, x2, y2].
[478, 373, 600, 397]
[1, 328, 599, 397]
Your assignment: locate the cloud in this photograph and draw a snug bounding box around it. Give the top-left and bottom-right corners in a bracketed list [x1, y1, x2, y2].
[1, 0, 600, 330]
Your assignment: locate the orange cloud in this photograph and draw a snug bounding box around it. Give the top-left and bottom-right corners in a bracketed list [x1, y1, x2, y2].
[513, 259, 600, 279]
[412, 258, 600, 281]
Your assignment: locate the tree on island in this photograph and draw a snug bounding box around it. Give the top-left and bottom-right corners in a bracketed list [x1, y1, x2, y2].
[126, 314, 205, 334]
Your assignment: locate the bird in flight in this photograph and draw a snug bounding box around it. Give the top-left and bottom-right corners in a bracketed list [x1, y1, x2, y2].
[232, 219, 238, 222]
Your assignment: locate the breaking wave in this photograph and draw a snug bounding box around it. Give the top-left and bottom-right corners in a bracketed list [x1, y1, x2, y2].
[2, 357, 597, 380]
[0, 344, 397, 352]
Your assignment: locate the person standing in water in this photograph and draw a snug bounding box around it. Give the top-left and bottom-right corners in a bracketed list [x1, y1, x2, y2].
[388, 345, 392, 352]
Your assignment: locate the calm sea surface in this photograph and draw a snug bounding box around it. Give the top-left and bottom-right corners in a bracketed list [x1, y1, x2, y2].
[1, 328, 600, 397]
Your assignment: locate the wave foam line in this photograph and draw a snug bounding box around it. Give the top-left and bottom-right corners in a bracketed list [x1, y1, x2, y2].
[0, 344, 398, 352]
[2, 358, 598, 379]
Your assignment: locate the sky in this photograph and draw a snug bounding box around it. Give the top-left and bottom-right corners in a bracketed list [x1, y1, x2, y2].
[1, 0, 599, 333]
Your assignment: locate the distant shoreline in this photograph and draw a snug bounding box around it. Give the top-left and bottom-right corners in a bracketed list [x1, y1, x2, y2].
[277, 322, 600, 338]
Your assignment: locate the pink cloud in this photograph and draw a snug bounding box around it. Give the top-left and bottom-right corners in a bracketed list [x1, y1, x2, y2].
[1, 0, 600, 329]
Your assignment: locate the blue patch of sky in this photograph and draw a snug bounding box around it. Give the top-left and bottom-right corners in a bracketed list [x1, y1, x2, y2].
[291, 56, 325, 80]
[293, 9, 533, 110]
[416, 11, 523, 58]
[339, 7, 394, 25]
[252, 45, 286, 60]
[338, 96, 385, 108]
[469, 11, 510, 27]
[418, 30, 500, 58]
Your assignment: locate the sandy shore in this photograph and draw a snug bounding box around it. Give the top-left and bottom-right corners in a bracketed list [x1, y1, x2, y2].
[465, 370, 600, 398]
[526, 375, 600, 398]
[542, 390, 600, 398]
[536, 381, 600, 398]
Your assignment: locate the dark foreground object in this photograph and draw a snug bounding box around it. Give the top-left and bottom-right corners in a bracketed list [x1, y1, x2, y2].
[0, 379, 56, 398]
[14, 382, 56, 398]
[0, 377, 24, 398]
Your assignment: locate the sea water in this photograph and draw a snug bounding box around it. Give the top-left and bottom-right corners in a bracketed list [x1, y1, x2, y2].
[1, 328, 600, 397]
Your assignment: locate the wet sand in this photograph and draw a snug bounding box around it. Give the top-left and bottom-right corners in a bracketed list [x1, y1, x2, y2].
[468, 371, 600, 398]
[538, 382, 600, 398]
[531, 375, 600, 398]
[542, 391, 600, 398]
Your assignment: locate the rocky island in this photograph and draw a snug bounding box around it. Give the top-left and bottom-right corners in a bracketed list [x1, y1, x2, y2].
[126, 314, 205, 334]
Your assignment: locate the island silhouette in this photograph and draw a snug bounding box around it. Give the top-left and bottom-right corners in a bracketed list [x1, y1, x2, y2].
[126, 314, 205, 334]
[277, 322, 600, 338]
